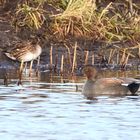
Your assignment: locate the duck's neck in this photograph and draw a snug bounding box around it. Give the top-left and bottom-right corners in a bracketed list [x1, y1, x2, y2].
[88, 74, 98, 81]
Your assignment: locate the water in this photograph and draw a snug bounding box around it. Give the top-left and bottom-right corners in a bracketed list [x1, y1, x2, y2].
[0, 70, 140, 140]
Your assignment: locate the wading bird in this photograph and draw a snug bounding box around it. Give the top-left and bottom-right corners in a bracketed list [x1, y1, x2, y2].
[4, 37, 42, 84]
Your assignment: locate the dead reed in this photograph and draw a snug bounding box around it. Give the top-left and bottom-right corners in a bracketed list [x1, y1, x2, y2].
[60, 54, 64, 75]
[85, 51, 89, 65]
[50, 45, 53, 70]
[72, 42, 78, 74]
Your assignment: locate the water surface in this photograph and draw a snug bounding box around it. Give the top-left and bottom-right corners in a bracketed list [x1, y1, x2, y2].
[0, 69, 140, 140]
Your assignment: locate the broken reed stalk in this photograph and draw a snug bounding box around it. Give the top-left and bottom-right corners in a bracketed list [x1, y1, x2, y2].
[85, 51, 89, 65]
[108, 49, 113, 63]
[128, 0, 133, 14]
[108, 49, 116, 64]
[50, 45, 53, 70]
[119, 49, 135, 57]
[72, 42, 77, 74]
[120, 49, 126, 65]
[138, 44, 140, 58]
[54, 54, 58, 72]
[124, 53, 130, 67]
[3, 70, 8, 86]
[116, 50, 119, 65]
[64, 44, 72, 66]
[92, 53, 94, 65]
[60, 54, 64, 75]
[111, 49, 116, 64]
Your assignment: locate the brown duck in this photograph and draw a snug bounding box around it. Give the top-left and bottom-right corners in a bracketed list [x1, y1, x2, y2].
[82, 65, 140, 99]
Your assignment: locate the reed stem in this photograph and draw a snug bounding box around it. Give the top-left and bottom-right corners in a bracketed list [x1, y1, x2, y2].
[64, 44, 72, 66]
[124, 53, 130, 67]
[92, 52, 94, 65]
[60, 54, 64, 75]
[72, 42, 77, 74]
[85, 51, 89, 65]
[120, 49, 126, 65]
[50, 45, 53, 70]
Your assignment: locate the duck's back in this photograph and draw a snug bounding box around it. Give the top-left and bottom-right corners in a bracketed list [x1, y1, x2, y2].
[82, 78, 130, 99]
[95, 78, 129, 95]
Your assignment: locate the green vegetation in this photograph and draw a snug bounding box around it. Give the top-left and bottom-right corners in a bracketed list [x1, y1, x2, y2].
[11, 0, 140, 43]
[1, 0, 140, 68]
[14, 0, 46, 30]
[52, 0, 96, 38]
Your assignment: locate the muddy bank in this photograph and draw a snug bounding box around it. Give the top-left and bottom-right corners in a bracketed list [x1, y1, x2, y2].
[0, 18, 140, 74]
[0, 1, 140, 74]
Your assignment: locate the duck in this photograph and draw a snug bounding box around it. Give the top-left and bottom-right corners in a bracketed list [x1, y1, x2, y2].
[82, 65, 140, 99]
[4, 37, 42, 75]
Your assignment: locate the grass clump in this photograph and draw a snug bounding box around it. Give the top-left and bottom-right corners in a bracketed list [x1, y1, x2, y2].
[52, 0, 96, 38]
[9, 0, 140, 46]
[50, 0, 140, 44]
[13, 0, 46, 30]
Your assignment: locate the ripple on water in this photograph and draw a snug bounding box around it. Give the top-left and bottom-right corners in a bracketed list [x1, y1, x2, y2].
[0, 81, 140, 140]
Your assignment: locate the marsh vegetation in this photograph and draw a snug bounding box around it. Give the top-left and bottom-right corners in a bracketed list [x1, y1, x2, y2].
[0, 0, 140, 73]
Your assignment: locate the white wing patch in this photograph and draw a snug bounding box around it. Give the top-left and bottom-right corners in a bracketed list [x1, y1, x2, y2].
[121, 83, 129, 86]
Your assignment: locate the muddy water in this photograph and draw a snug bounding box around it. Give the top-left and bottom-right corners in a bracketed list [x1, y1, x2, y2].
[0, 69, 140, 140]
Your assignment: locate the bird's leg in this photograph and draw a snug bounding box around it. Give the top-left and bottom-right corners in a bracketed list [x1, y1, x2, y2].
[17, 73, 22, 86]
[36, 56, 40, 76]
[37, 56, 40, 68]
[19, 60, 24, 74]
[23, 62, 28, 74]
[29, 60, 33, 77]
[18, 60, 24, 86]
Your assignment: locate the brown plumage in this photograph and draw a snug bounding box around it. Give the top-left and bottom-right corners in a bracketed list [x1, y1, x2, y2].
[4, 39, 42, 84]
[82, 65, 140, 99]
[5, 41, 42, 62]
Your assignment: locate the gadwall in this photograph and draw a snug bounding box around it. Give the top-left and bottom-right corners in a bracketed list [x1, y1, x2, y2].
[82, 65, 140, 99]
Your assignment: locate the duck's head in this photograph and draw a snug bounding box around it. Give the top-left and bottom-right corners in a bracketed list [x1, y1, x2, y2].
[83, 65, 97, 80]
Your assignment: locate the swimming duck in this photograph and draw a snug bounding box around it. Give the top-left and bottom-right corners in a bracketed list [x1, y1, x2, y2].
[82, 65, 140, 99]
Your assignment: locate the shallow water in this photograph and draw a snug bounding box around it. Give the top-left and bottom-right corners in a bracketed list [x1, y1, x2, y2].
[0, 69, 140, 140]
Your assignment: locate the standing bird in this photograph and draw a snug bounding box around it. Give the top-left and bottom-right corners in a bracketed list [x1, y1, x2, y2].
[4, 38, 42, 84]
[82, 65, 140, 99]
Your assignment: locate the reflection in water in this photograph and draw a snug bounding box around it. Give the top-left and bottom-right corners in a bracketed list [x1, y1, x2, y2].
[0, 69, 139, 139]
[0, 68, 139, 85]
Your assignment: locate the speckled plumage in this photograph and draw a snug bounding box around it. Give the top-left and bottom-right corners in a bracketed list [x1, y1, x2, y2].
[5, 41, 42, 62]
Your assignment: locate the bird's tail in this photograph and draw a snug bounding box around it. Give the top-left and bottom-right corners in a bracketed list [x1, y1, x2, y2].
[128, 82, 140, 95]
[5, 52, 16, 60]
